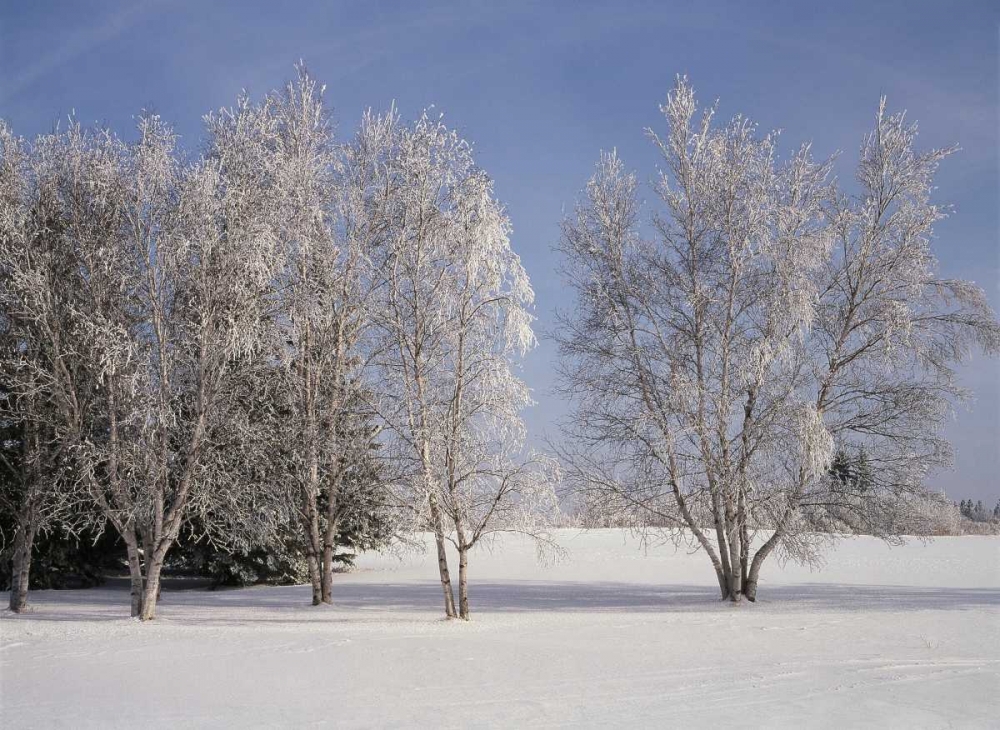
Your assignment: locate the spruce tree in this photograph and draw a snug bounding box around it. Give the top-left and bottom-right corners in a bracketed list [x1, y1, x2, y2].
[854, 449, 874, 493]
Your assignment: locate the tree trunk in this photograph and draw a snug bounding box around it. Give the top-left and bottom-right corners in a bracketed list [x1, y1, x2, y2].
[709, 489, 732, 596]
[457, 547, 470, 620]
[8, 521, 36, 613]
[320, 538, 335, 605]
[713, 567, 728, 600]
[745, 529, 783, 602]
[139, 549, 166, 621]
[301, 500, 324, 606]
[726, 544, 742, 601]
[8, 437, 41, 614]
[668, 475, 730, 602]
[739, 487, 750, 593]
[725, 497, 742, 602]
[124, 539, 145, 618]
[142, 532, 163, 604]
[320, 491, 340, 604]
[713, 555, 733, 600]
[428, 493, 456, 618]
[745, 556, 768, 603]
[306, 550, 322, 606]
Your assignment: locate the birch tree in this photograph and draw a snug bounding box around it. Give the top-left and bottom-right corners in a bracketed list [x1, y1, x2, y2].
[264, 69, 394, 606]
[120, 98, 286, 620]
[0, 369, 70, 612]
[556, 78, 1000, 602]
[373, 111, 470, 619]
[0, 123, 41, 612]
[0, 121, 102, 612]
[433, 169, 558, 620]
[374, 111, 555, 619]
[0, 100, 286, 619]
[0, 372, 61, 613]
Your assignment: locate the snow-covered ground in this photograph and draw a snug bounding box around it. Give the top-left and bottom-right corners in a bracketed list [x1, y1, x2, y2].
[2, 530, 998, 728]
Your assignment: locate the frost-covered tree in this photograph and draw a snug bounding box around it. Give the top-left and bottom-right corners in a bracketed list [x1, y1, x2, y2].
[260, 69, 390, 606]
[120, 100, 287, 620]
[373, 110, 556, 619]
[0, 121, 101, 612]
[0, 126, 42, 612]
[1, 120, 151, 615]
[556, 78, 1000, 602]
[0, 102, 286, 619]
[0, 390, 62, 612]
[2, 71, 411, 619]
[0, 372, 78, 612]
[431, 170, 559, 619]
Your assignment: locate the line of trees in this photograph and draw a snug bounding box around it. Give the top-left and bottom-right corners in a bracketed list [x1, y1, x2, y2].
[0, 67, 557, 620]
[555, 78, 1000, 602]
[4, 69, 996, 617]
[958, 499, 1000, 522]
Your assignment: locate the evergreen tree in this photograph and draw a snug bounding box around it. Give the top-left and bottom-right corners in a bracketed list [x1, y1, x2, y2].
[854, 448, 874, 492]
[828, 450, 853, 490]
[167, 402, 395, 589]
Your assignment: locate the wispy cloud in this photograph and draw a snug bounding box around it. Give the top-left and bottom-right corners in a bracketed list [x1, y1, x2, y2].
[0, 0, 164, 104]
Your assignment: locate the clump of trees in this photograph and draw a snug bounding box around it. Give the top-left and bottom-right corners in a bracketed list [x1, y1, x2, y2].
[6, 68, 992, 618]
[556, 78, 1000, 602]
[958, 499, 998, 522]
[953, 498, 1000, 536]
[0, 67, 555, 620]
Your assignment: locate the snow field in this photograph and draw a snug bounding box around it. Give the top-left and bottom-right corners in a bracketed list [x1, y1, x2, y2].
[1, 529, 997, 728]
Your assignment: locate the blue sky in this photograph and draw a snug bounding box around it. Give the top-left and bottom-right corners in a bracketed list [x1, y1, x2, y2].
[2, 0, 997, 501]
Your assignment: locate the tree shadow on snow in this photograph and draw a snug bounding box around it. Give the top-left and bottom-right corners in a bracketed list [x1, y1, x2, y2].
[318, 580, 1000, 614]
[5, 579, 997, 624]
